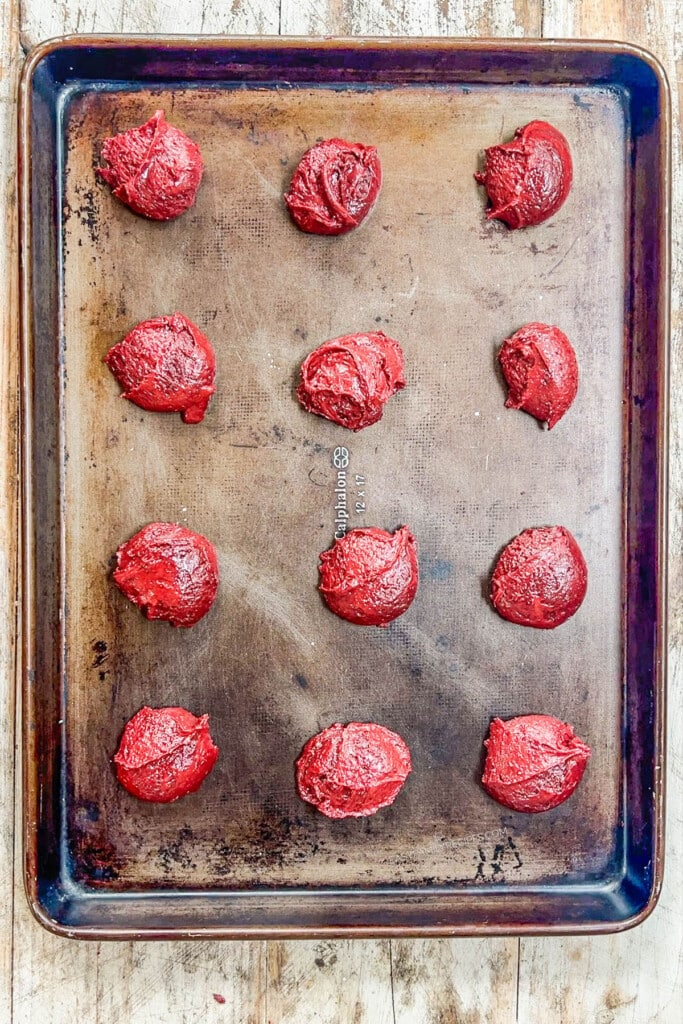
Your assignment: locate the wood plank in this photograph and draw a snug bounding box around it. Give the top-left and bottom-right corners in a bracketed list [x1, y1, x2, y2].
[10, 2, 681, 1024]
[0, 0, 21, 1020]
[266, 941, 394, 1024]
[11, 9, 274, 1024]
[390, 939, 517, 1024]
[281, 0, 542, 36]
[20, 0, 279, 50]
[269, 4, 408, 1017]
[276, 4, 536, 1022]
[516, 2, 683, 1021]
[11, 928, 268, 1024]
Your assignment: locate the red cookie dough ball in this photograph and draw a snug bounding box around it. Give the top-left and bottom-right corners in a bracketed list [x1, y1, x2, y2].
[297, 331, 405, 431]
[105, 313, 216, 424]
[482, 714, 591, 812]
[499, 322, 578, 430]
[284, 138, 382, 235]
[475, 120, 572, 229]
[296, 722, 412, 818]
[113, 522, 219, 628]
[491, 526, 587, 629]
[97, 109, 204, 220]
[319, 526, 419, 627]
[114, 706, 219, 803]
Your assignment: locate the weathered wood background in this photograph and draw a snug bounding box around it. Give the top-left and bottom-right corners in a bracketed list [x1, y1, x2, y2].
[2, 1, 681, 1021]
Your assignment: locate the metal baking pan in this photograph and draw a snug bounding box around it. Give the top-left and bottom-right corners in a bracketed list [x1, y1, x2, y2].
[19, 36, 669, 938]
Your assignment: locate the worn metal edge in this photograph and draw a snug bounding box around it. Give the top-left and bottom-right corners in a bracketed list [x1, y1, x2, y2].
[16, 33, 672, 940]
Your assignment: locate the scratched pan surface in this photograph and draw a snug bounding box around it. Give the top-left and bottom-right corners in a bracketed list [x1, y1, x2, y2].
[20, 39, 668, 937]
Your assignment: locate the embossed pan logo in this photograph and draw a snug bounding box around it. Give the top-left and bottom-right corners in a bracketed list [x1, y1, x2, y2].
[333, 446, 349, 470]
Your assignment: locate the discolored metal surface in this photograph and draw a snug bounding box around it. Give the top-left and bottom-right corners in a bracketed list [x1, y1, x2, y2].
[20, 37, 669, 937]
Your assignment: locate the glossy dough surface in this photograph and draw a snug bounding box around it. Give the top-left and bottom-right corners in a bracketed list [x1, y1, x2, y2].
[114, 706, 219, 803]
[297, 331, 405, 431]
[491, 526, 587, 628]
[285, 138, 382, 235]
[482, 714, 591, 812]
[296, 722, 412, 818]
[113, 522, 219, 628]
[97, 109, 204, 220]
[475, 120, 572, 228]
[319, 526, 419, 626]
[105, 312, 216, 424]
[499, 322, 578, 429]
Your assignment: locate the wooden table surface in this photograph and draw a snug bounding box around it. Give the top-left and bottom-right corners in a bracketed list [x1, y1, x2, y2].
[1, 1, 681, 1021]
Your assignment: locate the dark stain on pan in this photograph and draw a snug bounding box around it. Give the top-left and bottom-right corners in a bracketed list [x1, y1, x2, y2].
[308, 465, 329, 486]
[313, 942, 338, 969]
[573, 92, 593, 111]
[70, 829, 122, 883]
[208, 843, 235, 877]
[301, 438, 330, 455]
[66, 181, 102, 247]
[474, 837, 523, 883]
[421, 556, 454, 581]
[91, 638, 109, 667]
[75, 800, 101, 824]
[158, 826, 196, 874]
[208, 811, 314, 875]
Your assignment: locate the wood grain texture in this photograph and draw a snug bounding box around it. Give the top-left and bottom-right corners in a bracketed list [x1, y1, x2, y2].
[266, 941, 394, 1024]
[6, 1, 683, 1024]
[0, 0, 20, 1020]
[10, 11, 276, 1024]
[11, 933, 268, 1024]
[19, 0, 279, 49]
[278, 3, 532, 1019]
[519, 2, 683, 1023]
[281, 0, 542, 36]
[391, 939, 518, 1023]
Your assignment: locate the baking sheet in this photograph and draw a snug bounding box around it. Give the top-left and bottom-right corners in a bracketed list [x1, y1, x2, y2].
[20, 38, 668, 937]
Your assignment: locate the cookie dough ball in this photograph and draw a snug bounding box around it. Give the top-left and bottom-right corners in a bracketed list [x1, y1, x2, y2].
[105, 312, 216, 424]
[284, 138, 382, 235]
[319, 526, 419, 626]
[113, 523, 219, 628]
[97, 109, 204, 220]
[482, 714, 591, 812]
[297, 331, 405, 431]
[491, 526, 587, 629]
[475, 120, 572, 228]
[296, 722, 412, 818]
[114, 706, 219, 802]
[499, 322, 578, 429]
